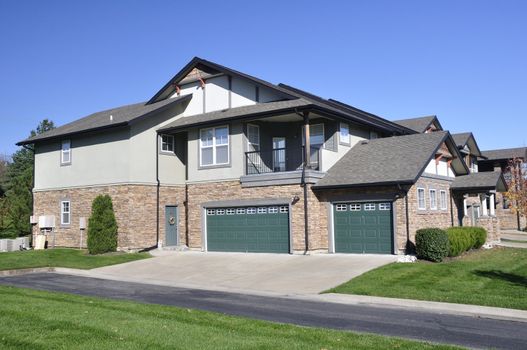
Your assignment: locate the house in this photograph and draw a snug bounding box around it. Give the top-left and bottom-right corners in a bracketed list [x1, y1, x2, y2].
[479, 147, 527, 230]
[17, 57, 506, 254]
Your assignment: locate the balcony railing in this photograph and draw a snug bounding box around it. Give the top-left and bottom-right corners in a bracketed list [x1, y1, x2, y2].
[245, 146, 320, 175]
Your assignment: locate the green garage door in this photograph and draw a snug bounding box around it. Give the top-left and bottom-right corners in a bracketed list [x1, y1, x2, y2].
[334, 202, 393, 254]
[206, 206, 290, 253]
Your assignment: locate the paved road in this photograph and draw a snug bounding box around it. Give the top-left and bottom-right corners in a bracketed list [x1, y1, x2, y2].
[1, 273, 526, 350]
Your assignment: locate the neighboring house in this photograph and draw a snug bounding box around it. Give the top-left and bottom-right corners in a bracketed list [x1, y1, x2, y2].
[479, 147, 527, 230]
[17, 57, 506, 254]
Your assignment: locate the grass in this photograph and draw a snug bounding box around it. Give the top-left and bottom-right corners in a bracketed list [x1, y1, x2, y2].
[0, 248, 150, 271]
[328, 247, 527, 310]
[0, 285, 461, 350]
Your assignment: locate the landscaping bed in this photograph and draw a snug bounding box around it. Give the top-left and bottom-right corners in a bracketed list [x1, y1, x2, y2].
[328, 247, 527, 310]
[0, 248, 150, 271]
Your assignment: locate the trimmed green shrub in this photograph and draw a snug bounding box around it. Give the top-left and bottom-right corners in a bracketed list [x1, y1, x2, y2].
[87, 195, 118, 255]
[445, 227, 487, 257]
[415, 228, 449, 262]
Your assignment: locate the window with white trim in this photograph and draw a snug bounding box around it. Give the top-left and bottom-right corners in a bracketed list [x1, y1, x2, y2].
[339, 123, 350, 144]
[336, 204, 347, 211]
[417, 188, 426, 210]
[268, 207, 278, 214]
[429, 189, 437, 210]
[247, 124, 260, 151]
[61, 140, 71, 165]
[379, 203, 391, 210]
[236, 208, 245, 214]
[280, 206, 288, 213]
[61, 201, 70, 225]
[160, 134, 175, 153]
[247, 207, 256, 214]
[364, 203, 376, 211]
[350, 204, 361, 211]
[257, 207, 267, 214]
[226, 208, 235, 215]
[200, 126, 229, 166]
[216, 209, 225, 215]
[440, 190, 448, 210]
[207, 209, 215, 215]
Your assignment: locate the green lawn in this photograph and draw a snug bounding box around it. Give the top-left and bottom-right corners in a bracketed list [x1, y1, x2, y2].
[0, 286, 461, 350]
[328, 247, 527, 310]
[0, 248, 150, 271]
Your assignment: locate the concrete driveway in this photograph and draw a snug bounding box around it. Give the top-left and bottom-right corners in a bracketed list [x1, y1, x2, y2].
[82, 251, 396, 295]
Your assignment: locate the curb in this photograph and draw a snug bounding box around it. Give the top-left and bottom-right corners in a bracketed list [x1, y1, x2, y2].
[0, 267, 55, 277]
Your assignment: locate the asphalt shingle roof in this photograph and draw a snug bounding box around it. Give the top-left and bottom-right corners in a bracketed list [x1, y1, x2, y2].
[17, 95, 191, 145]
[452, 132, 472, 148]
[481, 147, 527, 161]
[157, 99, 312, 132]
[451, 171, 507, 191]
[313, 131, 451, 189]
[392, 116, 438, 133]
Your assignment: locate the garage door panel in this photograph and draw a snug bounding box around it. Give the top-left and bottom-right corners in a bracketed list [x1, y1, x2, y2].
[334, 202, 393, 254]
[207, 206, 289, 253]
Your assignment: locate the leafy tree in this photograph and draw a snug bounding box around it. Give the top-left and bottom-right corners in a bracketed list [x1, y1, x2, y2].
[505, 158, 527, 226]
[87, 195, 118, 254]
[1, 119, 55, 236]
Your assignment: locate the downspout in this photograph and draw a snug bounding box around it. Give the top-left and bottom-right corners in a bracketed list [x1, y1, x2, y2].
[155, 133, 160, 248]
[450, 189, 454, 226]
[302, 111, 310, 254]
[23, 144, 35, 243]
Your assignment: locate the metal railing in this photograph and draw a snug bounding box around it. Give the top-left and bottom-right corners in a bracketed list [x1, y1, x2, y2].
[245, 146, 320, 175]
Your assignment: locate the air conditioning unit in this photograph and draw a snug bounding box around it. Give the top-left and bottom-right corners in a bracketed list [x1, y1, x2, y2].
[38, 215, 56, 229]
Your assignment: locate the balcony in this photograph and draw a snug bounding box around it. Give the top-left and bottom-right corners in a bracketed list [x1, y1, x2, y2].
[245, 146, 320, 175]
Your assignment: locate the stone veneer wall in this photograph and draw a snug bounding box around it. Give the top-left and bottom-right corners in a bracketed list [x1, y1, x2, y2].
[495, 193, 526, 230]
[185, 181, 328, 253]
[33, 184, 186, 250]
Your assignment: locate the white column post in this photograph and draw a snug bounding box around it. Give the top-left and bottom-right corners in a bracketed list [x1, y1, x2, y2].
[482, 195, 488, 216]
[463, 197, 468, 217]
[490, 193, 496, 216]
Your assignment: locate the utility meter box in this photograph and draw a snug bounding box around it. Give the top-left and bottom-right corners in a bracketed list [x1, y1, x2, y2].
[79, 217, 87, 230]
[38, 215, 56, 229]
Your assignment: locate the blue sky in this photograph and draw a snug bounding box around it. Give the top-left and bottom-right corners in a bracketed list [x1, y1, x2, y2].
[1, 0, 526, 156]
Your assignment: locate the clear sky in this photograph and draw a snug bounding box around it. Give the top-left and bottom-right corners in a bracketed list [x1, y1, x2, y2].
[1, 0, 526, 156]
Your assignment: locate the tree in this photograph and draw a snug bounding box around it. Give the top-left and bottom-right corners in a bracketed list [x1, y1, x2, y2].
[87, 195, 118, 254]
[504, 158, 527, 228]
[1, 119, 55, 236]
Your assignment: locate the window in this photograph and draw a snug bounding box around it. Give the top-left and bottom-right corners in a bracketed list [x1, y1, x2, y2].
[440, 190, 448, 210]
[268, 207, 278, 214]
[236, 208, 245, 214]
[207, 209, 215, 215]
[257, 207, 267, 214]
[339, 123, 350, 144]
[61, 140, 71, 165]
[216, 209, 225, 215]
[160, 134, 175, 153]
[364, 203, 376, 211]
[247, 124, 260, 151]
[417, 188, 426, 210]
[429, 189, 437, 210]
[280, 206, 289, 213]
[247, 207, 257, 214]
[379, 203, 391, 210]
[226, 208, 235, 215]
[350, 204, 361, 211]
[303, 124, 325, 146]
[200, 126, 229, 166]
[60, 201, 70, 225]
[336, 204, 347, 211]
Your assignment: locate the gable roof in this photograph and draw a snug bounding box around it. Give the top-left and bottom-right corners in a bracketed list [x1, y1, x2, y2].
[481, 147, 527, 161]
[451, 132, 483, 158]
[158, 99, 312, 132]
[17, 94, 191, 146]
[451, 171, 507, 192]
[392, 115, 442, 133]
[277, 84, 415, 135]
[147, 57, 298, 105]
[313, 131, 468, 189]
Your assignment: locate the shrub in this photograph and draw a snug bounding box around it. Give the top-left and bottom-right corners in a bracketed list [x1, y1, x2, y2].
[415, 228, 449, 262]
[445, 227, 487, 257]
[87, 195, 118, 255]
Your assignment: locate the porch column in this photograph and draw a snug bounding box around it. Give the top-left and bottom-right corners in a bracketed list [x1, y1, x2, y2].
[303, 111, 311, 169]
[463, 197, 468, 217]
[489, 193, 496, 216]
[481, 195, 488, 216]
